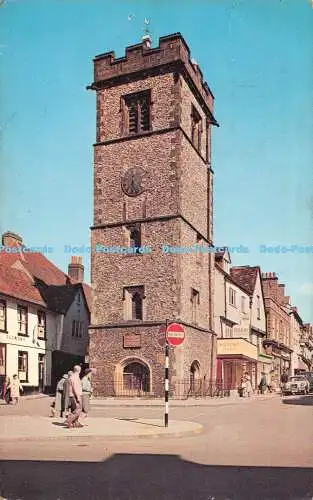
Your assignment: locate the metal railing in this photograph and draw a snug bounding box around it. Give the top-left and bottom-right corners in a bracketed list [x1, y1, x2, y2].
[99, 378, 231, 399]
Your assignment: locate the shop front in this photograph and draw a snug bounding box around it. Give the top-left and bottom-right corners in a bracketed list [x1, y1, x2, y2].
[263, 340, 292, 390]
[217, 338, 258, 395]
[257, 352, 273, 386]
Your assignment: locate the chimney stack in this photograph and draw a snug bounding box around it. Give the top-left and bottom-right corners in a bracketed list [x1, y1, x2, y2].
[2, 231, 23, 248]
[68, 256, 84, 283]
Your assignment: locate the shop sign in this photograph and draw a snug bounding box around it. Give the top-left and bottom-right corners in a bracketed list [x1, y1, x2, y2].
[217, 338, 258, 360]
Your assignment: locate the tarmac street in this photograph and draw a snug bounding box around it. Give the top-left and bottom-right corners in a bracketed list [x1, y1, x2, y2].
[0, 394, 312, 500]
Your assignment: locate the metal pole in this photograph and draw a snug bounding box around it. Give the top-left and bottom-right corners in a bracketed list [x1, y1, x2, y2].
[165, 319, 169, 428]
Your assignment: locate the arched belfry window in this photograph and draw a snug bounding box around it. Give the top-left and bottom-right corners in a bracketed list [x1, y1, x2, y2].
[124, 90, 151, 135]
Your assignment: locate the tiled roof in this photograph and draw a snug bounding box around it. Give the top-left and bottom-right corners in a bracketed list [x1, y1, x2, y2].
[0, 251, 70, 286]
[230, 266, 260, 296]
[0, 247, 91, 313]
[0, 265, 45, 306]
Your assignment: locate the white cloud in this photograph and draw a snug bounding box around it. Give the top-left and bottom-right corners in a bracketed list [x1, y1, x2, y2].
[298, 283, 313, 296]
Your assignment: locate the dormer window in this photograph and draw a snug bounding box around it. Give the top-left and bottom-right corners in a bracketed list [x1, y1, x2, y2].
[124, 90, 151, 135]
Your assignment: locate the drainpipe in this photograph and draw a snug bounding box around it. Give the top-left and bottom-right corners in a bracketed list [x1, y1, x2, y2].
[209, 252, 215, 382]
[57, 314, 64, 351]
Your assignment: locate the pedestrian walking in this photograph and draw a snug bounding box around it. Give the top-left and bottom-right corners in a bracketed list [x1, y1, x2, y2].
[1, 376, 10, 403]
[65, 365, 83, 428]
[7, 374, 23, 404]
[53, 374, 68, 417]
[259, 373, 267, 395]
[81, 368, 93, 425]
[280, 370, 288, 395]
[267, 371, 273, 393]
[244, 372, 253, 397]
[62, 370, 73, 418]
[239, 375, 247, 397]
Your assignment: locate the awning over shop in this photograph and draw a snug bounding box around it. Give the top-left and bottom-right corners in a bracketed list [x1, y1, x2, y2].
[299, 358, 310, 370]
[258, 353, 273, 364]
[217, 338, 258, 361]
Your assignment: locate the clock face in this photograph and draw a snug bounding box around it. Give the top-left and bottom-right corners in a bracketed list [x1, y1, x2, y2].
[121, 167, 146, 197]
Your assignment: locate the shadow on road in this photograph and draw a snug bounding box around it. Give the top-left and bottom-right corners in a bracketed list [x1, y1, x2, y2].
[117, 418, 163, 428]
[282, 395, 313, 406]
[0, 455, 312, 500]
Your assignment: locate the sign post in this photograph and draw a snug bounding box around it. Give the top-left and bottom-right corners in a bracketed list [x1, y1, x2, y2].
[164, 319, 169, 428]
[164, 321, 185, 428]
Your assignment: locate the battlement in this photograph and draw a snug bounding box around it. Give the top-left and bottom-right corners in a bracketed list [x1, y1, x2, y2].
[91, 33, 215, 117]
[262, 272, 278, 279]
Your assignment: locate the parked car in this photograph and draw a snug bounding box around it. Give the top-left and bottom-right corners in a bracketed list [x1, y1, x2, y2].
[282, 376, 310, 395]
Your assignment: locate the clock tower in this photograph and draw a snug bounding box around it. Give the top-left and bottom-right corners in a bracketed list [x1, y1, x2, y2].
[88, 33, 218, 396]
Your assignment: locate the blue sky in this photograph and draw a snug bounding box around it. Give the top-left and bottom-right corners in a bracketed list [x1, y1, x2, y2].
[1, 0, 312, 320]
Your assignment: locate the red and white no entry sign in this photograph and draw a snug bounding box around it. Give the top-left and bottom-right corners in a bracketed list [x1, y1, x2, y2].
[166, 323, 185, 347]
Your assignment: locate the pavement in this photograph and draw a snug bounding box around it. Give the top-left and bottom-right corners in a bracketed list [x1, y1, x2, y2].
[0, 395, 312, 499]
[0, 415, 202, 441]
[90, 392, 278, 407]
[10, 391, 278, 406]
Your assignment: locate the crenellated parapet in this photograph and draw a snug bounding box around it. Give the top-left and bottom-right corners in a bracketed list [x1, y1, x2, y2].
[90, 33, 216, 120]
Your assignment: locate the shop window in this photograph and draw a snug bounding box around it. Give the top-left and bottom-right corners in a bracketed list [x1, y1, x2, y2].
[18, 351, 28, 382]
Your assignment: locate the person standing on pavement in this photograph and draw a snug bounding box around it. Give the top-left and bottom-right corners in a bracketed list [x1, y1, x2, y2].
[240, 375, 247, 397]
[65, 365, 83, 428]
[81, 368, 93, 425]
[54, 374, 68, 417]
[245, 372, 253, 397]
[7, 374, 23, 404]
[280, 370, 288, 394]
[259, 373, 267, 395]
[1, 376, 10, 403]
[62, 370, 73, 418]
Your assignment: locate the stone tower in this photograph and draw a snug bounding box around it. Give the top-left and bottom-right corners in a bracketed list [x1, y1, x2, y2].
[88, 33, 218, 397]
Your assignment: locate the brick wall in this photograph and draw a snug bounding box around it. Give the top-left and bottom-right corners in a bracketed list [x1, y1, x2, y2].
[89, 34, 216, 396]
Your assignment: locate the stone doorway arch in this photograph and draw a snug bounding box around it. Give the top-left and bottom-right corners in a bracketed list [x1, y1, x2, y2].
[115, 357, 151, 396]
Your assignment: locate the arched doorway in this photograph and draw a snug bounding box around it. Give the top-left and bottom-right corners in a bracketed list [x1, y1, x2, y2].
[123, 360, 150, 393]
[190, 361, 200, 395]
